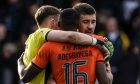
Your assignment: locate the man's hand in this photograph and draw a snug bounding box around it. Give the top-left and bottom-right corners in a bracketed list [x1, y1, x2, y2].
[17, 52, 26, 79]
[94, 37, 114, 62]
[104, 38, 114, 56]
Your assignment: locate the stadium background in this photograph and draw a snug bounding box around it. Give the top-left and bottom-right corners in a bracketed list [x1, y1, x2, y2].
[0, 0, 139, 84]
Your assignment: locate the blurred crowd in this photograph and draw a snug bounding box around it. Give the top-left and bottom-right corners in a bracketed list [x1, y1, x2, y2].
[0, 0, 139, 84]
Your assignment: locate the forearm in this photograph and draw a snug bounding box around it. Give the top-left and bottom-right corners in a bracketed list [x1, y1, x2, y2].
[21, 63, 41, 83]
[47, 30, 97, 45]
[17, 53, 39, 83]
[96, 63, 110, 84]
[18, 61, 26, 78]
[68, 32, 97, 45]
[17, 52, 26, 79]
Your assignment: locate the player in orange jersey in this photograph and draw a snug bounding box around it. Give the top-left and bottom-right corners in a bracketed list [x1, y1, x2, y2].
[73, 3, 113, 83]
[20, 8, 112, 84]
[73, 3, 114, 61]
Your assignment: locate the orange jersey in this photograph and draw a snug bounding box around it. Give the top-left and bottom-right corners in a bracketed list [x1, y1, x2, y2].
[32, 41, 104, 84]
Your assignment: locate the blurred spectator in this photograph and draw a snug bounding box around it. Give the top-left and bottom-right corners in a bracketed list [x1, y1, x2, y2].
[98, 16, 130, 84]
[0, 23, 7, 41]
[5, 0, 23, 41]
[128, 8, 140, 45]
[122, 0, 139, 22]
[96, 9, 112, 33]
[120, 44, 139, 84]
[92, 0, 124, 24]
[0, 23, 7, 84]
[3, 42, 19, 84]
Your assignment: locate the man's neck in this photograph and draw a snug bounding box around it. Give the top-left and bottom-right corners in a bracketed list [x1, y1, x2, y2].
[39, 25, 50, 28]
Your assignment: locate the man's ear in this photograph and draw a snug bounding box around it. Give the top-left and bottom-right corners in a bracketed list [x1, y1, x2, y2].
[50, 18, 55, 28]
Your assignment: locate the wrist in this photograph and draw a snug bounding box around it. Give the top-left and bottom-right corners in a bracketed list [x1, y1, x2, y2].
[91, 38, 97, 45]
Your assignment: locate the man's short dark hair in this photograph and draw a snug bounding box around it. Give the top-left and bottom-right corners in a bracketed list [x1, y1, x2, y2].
[59, 8, 80, 31]
[35, 5, 60, 25]
[73, 3, 96, 15]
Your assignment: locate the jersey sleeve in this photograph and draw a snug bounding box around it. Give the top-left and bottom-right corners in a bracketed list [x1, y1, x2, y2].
[35, 28, 52, 42]
[32, 43, 50, 69]
[96, 49, 105, 63]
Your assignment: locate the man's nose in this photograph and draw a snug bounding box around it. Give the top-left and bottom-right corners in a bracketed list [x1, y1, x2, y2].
[88, 23, 93, 30]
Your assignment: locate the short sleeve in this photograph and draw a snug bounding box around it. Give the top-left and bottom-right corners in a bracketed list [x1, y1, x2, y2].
[35, 28, 52, 42]
[40, 28, 52, 41]
[32, 43, 50, 69]
[96, 50, 105, 63]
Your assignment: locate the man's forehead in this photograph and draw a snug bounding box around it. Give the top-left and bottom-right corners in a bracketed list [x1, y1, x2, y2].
[80, 14, 96, 20]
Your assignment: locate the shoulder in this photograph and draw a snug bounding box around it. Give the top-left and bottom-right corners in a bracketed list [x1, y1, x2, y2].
[35, 28, 52, 34]
[92, 34, 104, 40]
[88, 46, 102, 54]
[25, 33, 34, 44]
[31, 28, 52, 42]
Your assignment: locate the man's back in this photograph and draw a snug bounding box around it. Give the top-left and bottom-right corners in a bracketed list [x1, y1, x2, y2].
[33, 42, 104, 84]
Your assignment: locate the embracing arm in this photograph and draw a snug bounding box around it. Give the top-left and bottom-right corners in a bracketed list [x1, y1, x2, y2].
[47, 30, 97, 45]
[95, 49, 113, 84]
[96, 62, 113, 84]
[17, 52, 26, 79]
[47, 30, 114, 62]
[20, 63, 42, 83]
[96, 62, 110, 84]
[17, 53, 41, 83]
[17, 43, 50, 83]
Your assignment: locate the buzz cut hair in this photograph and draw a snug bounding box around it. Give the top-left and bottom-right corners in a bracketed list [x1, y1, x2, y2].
[73, 3, 96, 15]
[35, 5, 60, 26]
[59, 8, 80, 31]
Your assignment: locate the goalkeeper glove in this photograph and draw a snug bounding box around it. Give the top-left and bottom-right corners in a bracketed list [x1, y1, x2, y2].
[92, 37, 114, 62]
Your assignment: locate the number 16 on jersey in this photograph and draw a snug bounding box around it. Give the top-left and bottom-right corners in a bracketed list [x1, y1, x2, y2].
[62, 60, 88, 84]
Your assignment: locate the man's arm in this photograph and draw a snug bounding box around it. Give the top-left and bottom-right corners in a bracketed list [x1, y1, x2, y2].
[47, 30, 114, 62]
[96, 62, 110, 84]
[21, 63, 42, 83]
[96, 62, 113, 84]
[95, 49, 113, 84]
[47, 30, 97, 45]
[17, 53, 42, 83]
[17, 43, 50, 83]
[17, 52, 26, 79]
